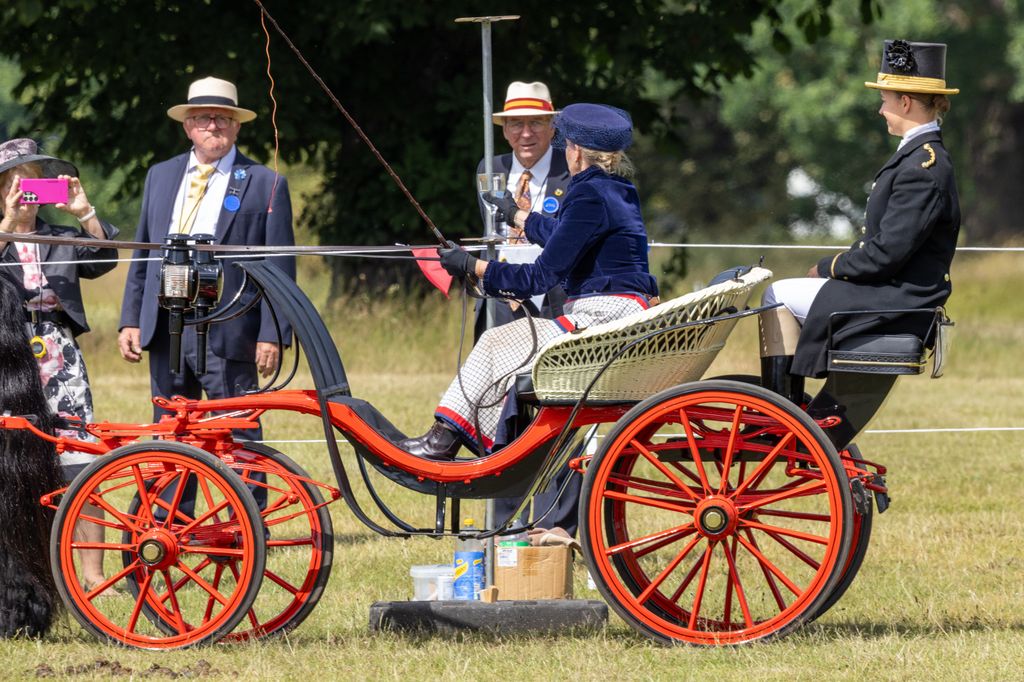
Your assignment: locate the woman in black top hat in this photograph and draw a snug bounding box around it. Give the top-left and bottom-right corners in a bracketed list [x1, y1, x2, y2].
[762, 40, 960, 378]
[0, 138, 119, 591]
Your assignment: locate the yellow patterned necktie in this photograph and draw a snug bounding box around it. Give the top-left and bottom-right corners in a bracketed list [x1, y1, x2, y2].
[179, 163, 215, 233]
[514, 170, 532, 211]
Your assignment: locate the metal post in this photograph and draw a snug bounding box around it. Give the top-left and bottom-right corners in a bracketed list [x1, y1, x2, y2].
[455, 14, 518, 592]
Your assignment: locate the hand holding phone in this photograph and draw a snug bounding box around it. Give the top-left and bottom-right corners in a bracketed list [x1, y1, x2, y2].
[20, 178, 69, 205]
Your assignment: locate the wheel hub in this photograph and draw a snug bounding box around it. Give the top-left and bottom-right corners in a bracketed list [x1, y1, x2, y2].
[136, 529, 178, 570]
[693, 497, 739, 539]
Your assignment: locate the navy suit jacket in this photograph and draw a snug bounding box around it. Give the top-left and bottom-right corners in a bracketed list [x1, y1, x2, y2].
[120, 149, 296, 362]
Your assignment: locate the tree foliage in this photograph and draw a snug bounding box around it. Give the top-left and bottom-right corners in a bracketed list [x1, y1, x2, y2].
[0, 0, 878, 292]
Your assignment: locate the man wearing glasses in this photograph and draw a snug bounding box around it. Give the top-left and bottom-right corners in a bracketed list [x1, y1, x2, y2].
[475, 81, 578, 536]
[118, 76, 295, 436]
[475, 81, 570, 332]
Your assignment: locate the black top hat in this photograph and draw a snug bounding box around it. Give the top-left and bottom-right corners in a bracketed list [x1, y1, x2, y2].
[865, 40, 959, 95]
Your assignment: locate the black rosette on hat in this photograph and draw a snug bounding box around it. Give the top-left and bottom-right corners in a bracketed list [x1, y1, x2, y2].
[886, 39, 917, 74]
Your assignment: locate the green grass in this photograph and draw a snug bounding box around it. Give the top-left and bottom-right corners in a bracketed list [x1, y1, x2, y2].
[4, 251, 1024, 680]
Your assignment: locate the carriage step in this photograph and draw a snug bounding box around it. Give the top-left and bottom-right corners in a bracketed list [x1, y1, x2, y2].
[850, 479, 871, 516]
[369, 600, 607, 635]
[873, 474, 890, 514]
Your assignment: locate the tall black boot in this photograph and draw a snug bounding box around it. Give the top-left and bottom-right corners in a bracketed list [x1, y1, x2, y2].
[398, 420, 462, 460]
[760, 355, 806, 407]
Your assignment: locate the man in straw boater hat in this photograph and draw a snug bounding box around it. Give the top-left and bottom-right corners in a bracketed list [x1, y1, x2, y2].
[118, 76, 295, 441]
[758, 40, 961, 443]
[475, 81, 578, 535]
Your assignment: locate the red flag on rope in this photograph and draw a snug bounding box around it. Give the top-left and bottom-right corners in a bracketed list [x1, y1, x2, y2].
[412, 248, 452, 298]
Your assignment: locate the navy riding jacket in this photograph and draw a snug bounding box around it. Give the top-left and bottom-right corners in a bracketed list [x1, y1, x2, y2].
[481, 166, 658, 301]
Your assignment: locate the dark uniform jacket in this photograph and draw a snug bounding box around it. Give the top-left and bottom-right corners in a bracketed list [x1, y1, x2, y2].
[792, 131, 960, 377]
[0, 217, 119, 336]
[482, 165, 658, 300]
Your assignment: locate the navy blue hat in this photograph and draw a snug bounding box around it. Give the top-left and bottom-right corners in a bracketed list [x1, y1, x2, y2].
[552, 103, 633, 152]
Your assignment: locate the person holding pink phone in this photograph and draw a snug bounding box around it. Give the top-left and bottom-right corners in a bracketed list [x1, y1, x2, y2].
[0, 137, 120, 593]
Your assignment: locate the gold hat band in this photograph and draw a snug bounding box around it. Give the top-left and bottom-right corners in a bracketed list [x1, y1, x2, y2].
[865, 72, 960, 95]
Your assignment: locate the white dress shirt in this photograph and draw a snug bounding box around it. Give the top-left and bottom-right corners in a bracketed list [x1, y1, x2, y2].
[170, 145, 237, 235]
[898, 120, 941, 151]
[506, 147, 552, 213]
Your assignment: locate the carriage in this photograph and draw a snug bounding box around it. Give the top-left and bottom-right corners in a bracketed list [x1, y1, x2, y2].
[0, 237, 951, 649]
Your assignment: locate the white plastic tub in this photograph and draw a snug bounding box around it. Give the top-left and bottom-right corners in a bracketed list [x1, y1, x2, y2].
[410, 564, 455, 601]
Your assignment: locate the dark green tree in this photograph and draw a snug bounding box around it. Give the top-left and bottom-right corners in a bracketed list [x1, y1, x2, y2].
[0, 0, 878, 292]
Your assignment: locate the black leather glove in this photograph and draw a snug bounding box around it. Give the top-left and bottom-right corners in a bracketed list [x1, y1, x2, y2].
[438, 240, 478, 278]
[481, 190, 519, 226]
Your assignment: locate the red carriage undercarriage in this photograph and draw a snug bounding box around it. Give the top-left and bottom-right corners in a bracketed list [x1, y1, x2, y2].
[1, 244, 951, 649]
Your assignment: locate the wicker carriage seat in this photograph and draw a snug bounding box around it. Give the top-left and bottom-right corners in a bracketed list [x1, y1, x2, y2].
[521, 267, 773, 404]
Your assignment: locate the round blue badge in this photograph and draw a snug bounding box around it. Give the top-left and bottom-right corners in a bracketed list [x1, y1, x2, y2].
[542, 197, 559, 213]
[223, 195, 241, 212]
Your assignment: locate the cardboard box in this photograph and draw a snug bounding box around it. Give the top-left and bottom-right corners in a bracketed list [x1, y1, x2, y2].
[494, 545, 573, 600]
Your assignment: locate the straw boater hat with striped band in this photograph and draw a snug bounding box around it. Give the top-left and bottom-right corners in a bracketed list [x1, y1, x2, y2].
[865, 40, 959, 95]
[492, 81, 558, 125]
[166, 77, 258, 123]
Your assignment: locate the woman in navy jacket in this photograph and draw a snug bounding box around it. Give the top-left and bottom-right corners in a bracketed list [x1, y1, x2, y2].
[400, 104, 658, 459]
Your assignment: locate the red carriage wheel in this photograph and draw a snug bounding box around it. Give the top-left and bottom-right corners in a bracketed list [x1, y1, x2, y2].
[580, 380, 853, 645]
[220, 444, 334, 641]
[50, 442, 266, 649]
[119, 444, 333, 641]
[809, 443, 872, 621]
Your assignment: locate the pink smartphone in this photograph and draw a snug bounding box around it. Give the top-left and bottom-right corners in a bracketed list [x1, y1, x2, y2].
[20, 178, 69, 205]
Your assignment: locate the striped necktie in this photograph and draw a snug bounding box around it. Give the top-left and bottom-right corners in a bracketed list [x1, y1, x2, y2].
[179, 163, 215, 233]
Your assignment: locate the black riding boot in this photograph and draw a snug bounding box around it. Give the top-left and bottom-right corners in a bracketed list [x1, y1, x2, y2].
[760, 355, 806, 407]
[398, 420, 462, 460]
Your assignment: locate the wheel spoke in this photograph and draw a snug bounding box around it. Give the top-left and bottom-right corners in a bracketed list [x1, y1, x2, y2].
[735, 533, 802, 595]
[174, 561, 231, 606]
[263, 568, 301, 595]
[753, 508, 832, 523]
[741, 518, 829, 546]
[731, 432, 794, 499]
[70, 541, 135, 551]
[679, 408, 712, 494]
[743, 528, 787, 611]
[180, 545, 247, 557]
[87, 490, 143, 535]
[717, 406, 744, 494]
[760, 525, 822, 570]
[637, 534, 703, 604]
[160, 569, 188, 634]
[738, 480, 827, 513]
[130, 464, 158, 526]
[176, 499, 231, 536]
[630, 439, 700, 502]
[607, 471, 700, 503]
[602, 489, 692, 514]
[159, 557, 213, 605]
[687, 543, 715, 629]
[162, 469, 192, 529]
[125, 570, 155, 634]
[86, 560, 140, 601]
[722, 535, 754, 628]
[606, 523, 695, 557]
[202, 563, 227, 624]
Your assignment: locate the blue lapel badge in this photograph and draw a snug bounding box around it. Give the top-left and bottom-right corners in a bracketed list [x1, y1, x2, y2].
[223, 194, 241, 212]
[542, 197, 559, 213]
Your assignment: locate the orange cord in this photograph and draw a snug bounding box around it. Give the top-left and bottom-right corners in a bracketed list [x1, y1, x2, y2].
[261, 8, 281, 214]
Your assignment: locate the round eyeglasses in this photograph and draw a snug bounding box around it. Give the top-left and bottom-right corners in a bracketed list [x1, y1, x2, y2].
[189, 114, 237, 129]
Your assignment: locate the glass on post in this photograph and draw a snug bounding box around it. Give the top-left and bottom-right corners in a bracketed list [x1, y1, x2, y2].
[477, 172, 508, 239]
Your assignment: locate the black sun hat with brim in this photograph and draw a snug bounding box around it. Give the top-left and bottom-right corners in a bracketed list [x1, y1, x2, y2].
[0, 138, 79, 178]
[865, 39, 959, 95]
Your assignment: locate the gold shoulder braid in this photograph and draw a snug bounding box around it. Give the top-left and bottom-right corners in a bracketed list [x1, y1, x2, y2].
[921, 143, 936, 169]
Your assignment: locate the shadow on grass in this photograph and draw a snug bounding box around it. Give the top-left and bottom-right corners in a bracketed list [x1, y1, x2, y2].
[805, 618, 1024, 639]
